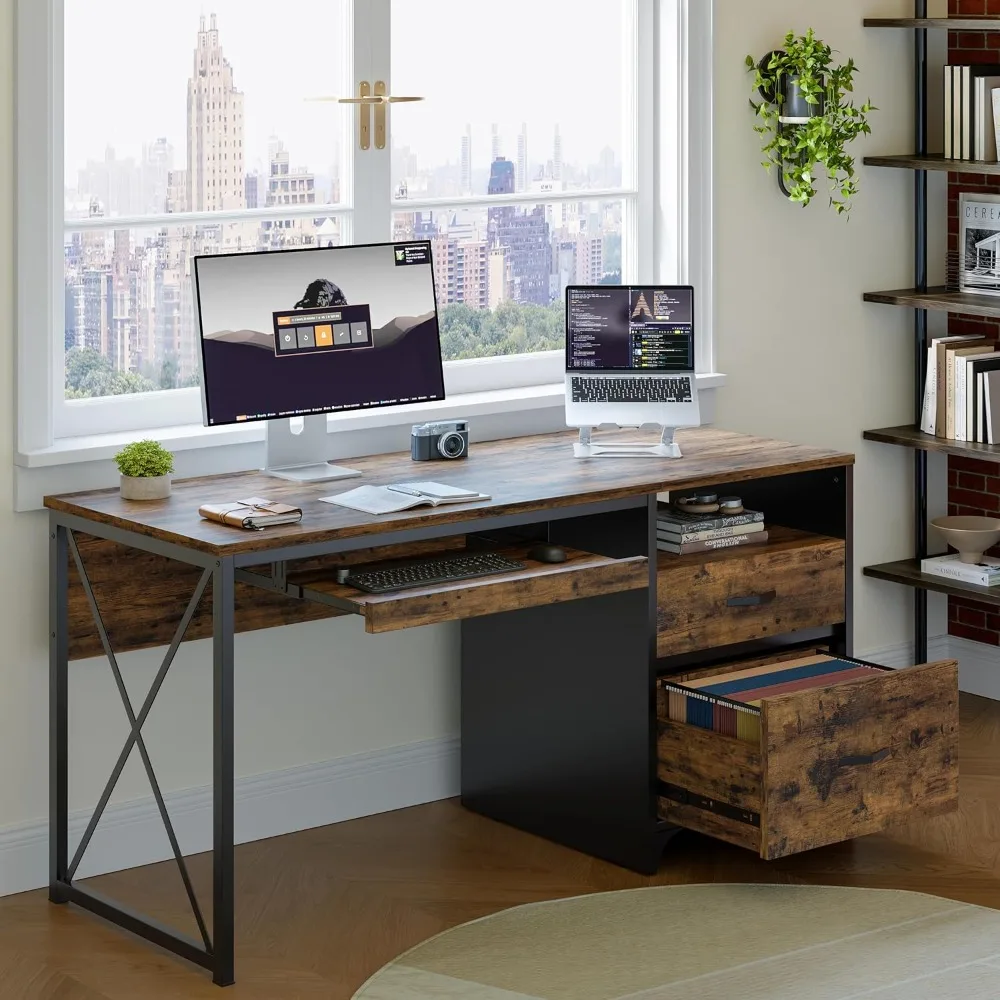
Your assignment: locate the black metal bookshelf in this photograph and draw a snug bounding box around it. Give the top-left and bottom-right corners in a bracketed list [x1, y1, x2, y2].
[860, 5, 942, 661]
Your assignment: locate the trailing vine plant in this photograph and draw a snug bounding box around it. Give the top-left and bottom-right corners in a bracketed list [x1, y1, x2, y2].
[747, 29, 876, 214]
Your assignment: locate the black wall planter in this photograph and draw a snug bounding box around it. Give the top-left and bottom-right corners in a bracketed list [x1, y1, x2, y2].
[756, 50, 825, 199]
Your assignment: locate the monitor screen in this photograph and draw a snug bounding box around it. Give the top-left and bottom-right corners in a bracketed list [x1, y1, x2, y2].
[194, 241, 446, 426]
[565, 285, 695, 373]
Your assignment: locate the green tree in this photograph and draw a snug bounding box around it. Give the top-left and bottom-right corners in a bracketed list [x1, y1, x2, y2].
[437, 300, 565, 361]
[65, 348, 111, 393]
[158, 355, 179, 390]
[64, 347, 156, 398]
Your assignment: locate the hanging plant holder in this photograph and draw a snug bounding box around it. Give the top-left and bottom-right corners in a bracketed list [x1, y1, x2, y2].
[748, 32, 875, 214]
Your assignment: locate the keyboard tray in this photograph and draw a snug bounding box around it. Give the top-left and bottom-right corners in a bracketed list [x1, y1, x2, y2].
[287, 544, 649, 633]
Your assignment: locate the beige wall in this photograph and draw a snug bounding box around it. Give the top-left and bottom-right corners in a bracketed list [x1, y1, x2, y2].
[714, 0, 925, 653]
[0, 0, 928, 873]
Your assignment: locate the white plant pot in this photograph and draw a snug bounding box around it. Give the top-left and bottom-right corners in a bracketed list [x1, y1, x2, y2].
[119, 474, 171, 501]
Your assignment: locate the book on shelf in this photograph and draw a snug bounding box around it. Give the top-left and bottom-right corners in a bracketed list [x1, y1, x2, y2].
[657, 521, 766, 544]
[975, 75, 1000, 162]
[944, 65, 1000, 161]
[656, 506, 764, 532]
[957, 348, 1000, 443]
[970, 355, 1000, 442]
[941, 341, 990, 439]
[921, 334, 986, 435]
[657, 530, 769, 556]
[986, 370, 1000, 445]
[921, 553, 1000, 587]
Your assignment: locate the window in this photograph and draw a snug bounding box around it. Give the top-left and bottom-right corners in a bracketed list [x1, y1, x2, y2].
[16, 0, 712, 454]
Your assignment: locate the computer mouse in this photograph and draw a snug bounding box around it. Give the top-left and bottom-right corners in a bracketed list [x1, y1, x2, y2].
[528, 543, 568, 564]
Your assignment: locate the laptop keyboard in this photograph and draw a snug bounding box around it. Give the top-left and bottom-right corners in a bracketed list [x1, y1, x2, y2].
[571, 376, 693, 404]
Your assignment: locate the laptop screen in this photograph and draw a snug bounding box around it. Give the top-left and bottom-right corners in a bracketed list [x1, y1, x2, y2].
[565, 285, 694, 373]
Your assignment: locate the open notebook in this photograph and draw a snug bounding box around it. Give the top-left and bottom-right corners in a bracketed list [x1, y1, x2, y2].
[320, 481, 491, 516]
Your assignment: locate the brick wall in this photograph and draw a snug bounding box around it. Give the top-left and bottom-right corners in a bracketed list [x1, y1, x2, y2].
[947, 1, 1000, 643]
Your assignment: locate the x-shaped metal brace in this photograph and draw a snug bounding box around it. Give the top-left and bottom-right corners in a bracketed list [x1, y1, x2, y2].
[66, 530, 214, 953]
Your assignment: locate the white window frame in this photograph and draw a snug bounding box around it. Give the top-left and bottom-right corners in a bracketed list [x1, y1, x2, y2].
[14, 0, 717, 490]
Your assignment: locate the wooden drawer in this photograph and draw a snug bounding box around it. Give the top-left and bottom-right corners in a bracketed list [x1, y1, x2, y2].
[656, 656, 959, 859]
[656, 526, 845, 658]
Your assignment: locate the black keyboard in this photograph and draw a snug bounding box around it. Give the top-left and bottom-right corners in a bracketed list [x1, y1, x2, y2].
[343, 551, 527, 594]
[571, 375, 693, 404]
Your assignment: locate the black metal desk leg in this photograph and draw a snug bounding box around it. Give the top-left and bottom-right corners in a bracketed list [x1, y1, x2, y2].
[213, 557, 236, 987]
[49, 519, 69, 902]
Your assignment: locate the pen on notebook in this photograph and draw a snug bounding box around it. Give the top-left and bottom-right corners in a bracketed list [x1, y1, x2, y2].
[386, 485, 424, 497]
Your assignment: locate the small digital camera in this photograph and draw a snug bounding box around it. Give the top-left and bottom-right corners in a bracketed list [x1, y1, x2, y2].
[411, 420, 470, 461]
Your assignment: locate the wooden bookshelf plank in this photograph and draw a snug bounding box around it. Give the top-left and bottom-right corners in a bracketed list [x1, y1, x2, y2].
[864, 559, 1000, 606]
[864, 18, 1000, 30]
[864, 154, 1000, 175]
[863, 425, 1000, 462]
[864, 287, 1000, 319]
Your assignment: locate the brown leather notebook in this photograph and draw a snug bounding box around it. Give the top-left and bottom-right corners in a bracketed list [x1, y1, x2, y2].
[199, 497, 302, 531]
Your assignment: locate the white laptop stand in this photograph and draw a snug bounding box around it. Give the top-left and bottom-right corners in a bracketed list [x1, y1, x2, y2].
[573, 425, 683, 459]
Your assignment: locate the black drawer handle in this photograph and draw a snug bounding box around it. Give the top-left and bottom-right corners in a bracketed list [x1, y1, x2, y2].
[839, 748, 891, 768]
[726, 590, 777, 608]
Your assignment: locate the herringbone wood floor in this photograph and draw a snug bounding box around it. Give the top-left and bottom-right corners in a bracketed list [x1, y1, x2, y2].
[2, 694, 999, 999]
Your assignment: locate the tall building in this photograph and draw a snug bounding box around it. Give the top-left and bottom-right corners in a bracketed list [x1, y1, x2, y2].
[488, 246, 511, 309]
[552, 125, 563, 182]
[165, 169, 188, 214]
[432, 234, 489, 309]
[491, 123, 501, 162]
[487, 158, 550, 306]
[460, 124, 473, 194]
[245, 171, 260, 209]
[141, 139, 174, 215]
[487, 157, 516, 245]
[186, 13, 245, 212]
[263, 137, 317, 245]
[516, 123, 528, 193]
[488, 158, 515, 197]
[77, 146, 142, 217]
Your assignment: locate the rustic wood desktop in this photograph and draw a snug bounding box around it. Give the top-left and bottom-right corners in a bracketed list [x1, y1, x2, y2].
[45, 427, 958, 987]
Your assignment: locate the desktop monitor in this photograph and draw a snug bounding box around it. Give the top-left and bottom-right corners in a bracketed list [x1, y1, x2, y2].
[193, 240, 445, 481]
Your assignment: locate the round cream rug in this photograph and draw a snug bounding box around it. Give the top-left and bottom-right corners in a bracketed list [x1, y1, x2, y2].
[353, 883, 1000, 1000]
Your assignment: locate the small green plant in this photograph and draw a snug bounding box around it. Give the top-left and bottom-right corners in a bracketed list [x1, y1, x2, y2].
[114, 439, 175, 478]
[747, 29, 876, 214]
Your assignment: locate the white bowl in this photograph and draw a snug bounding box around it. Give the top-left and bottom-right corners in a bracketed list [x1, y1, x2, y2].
[931, 515, 1000, 564]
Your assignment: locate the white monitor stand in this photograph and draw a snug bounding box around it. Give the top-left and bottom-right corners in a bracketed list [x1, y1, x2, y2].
[264, 415, 362, 484]
[573, 425, 683, 459]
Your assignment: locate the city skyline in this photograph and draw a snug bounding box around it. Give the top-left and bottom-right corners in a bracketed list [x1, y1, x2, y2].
[64, 1, 627, 199]
[63, 9, 626, 401]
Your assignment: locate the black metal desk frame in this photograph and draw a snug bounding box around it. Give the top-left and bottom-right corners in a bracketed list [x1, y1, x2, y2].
[48, 496, 649, 987]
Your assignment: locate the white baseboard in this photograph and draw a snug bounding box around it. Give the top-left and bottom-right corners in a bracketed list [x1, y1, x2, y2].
[2, 635, 997, 900]
[857, 634, 1000, 700]
[0, 735, 460, 899]
[857, 634, 952, 670]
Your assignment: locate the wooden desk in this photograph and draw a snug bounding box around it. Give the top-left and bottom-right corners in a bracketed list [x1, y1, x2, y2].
[45, 428, 855, 986]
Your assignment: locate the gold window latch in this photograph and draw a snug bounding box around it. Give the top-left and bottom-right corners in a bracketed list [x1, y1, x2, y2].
[309, 82, 424, 150]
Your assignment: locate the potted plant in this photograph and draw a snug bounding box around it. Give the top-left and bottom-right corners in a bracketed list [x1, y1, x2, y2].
[747, 29, 875, 214]
[114, 439, 175, 501]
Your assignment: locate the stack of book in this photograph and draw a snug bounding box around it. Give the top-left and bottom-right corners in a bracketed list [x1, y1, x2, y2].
[657, 504, 767, 555]
[921, 553, 1000, 587]
[944, 64, 1000, 161]
[919, 334, 1000, 443]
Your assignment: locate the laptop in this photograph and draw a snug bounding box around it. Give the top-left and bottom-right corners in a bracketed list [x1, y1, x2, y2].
[565, 284, 701, 430]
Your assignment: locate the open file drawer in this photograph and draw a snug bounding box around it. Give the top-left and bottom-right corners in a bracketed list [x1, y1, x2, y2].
[656, 655, 959, 859]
